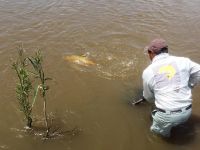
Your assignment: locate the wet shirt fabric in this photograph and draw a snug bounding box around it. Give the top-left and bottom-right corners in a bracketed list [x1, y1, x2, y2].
[143, 53, 200, 110]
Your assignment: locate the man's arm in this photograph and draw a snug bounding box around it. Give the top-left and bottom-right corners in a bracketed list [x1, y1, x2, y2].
[189, 59, 200, 87]
[142, 69, 155, 103]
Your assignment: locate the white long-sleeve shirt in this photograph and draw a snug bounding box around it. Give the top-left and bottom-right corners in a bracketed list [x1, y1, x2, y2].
[142, 53, 200, 110]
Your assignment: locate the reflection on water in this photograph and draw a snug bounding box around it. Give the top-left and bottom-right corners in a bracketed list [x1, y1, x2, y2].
[0, 0, 200, 150]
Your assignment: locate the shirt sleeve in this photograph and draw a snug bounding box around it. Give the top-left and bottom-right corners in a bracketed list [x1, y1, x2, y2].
[188, 59, 200, 87]
[142, 69, 154, 103]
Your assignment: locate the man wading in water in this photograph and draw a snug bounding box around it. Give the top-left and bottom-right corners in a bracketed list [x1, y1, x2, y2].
[136, 38, 200, 137]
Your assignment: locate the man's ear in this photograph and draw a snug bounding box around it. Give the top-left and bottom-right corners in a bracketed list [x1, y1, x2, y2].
[148, 50, 155, 61]
[148, 50, 152, 54]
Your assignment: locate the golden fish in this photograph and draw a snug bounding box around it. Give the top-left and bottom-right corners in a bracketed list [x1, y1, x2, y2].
[64, 55, 96, 66]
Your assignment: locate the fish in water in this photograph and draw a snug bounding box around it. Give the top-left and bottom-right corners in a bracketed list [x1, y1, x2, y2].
[64, 55, 96, 66]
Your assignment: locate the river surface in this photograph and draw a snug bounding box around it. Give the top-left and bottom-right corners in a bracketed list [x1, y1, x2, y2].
[0, 0, 200, 150]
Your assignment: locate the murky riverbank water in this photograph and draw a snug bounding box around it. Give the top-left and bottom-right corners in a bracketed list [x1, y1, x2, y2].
[0, 0, 200, 150]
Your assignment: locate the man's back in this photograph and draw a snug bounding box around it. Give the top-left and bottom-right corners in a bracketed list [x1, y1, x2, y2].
[143, 53, 199, 110]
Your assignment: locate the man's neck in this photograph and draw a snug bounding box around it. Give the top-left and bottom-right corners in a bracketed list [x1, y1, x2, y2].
[152, 53, 169, 63]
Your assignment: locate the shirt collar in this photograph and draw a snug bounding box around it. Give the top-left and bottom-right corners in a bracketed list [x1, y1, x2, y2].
[152, 53, 169, 63]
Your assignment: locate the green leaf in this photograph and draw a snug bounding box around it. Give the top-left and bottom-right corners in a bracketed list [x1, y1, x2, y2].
[31, 85, 40, 108]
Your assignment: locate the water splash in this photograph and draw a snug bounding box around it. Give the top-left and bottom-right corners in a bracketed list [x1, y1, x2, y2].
[63, 51, 138, 80]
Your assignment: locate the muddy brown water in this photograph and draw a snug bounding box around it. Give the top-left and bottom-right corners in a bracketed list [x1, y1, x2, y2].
[0, 0, 200, 150]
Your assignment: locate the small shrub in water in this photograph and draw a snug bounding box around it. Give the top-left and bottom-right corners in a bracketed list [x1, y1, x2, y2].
[28, 50, 51, 137]
[12, 47, 33, 128]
